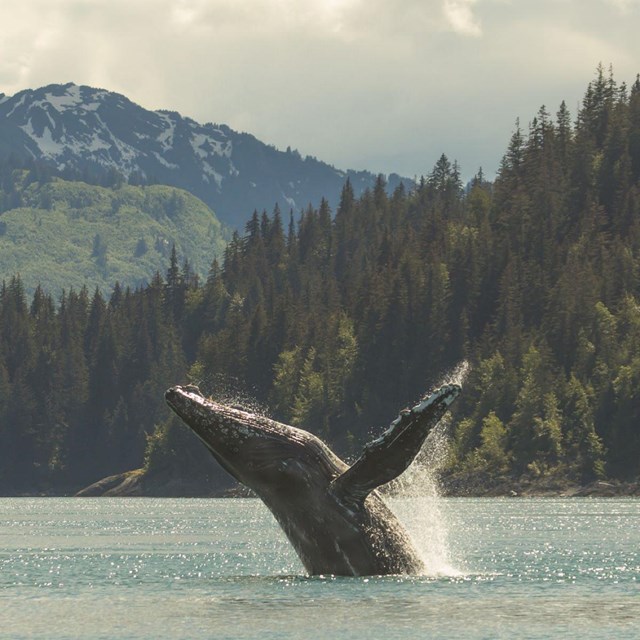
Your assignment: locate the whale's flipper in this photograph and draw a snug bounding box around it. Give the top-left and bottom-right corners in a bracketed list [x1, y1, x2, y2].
[330, 384, 461, 504]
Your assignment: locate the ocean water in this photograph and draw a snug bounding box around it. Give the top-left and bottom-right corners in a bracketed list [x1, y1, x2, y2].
[1, 497, 638, 639]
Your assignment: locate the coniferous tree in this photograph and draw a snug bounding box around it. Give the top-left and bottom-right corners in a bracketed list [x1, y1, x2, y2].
[1, 66, 640, 493]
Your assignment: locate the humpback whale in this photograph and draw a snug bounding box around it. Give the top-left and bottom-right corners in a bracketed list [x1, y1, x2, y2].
[165, 383, 460, 576]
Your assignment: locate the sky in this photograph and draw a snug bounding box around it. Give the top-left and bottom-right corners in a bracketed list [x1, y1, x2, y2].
[1, 0, 640, 180]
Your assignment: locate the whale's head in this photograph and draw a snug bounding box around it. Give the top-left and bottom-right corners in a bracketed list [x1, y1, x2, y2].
[164, 385, 346, 494]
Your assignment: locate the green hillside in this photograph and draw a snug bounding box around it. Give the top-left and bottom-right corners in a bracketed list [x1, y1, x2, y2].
[0, 172, 228, 296]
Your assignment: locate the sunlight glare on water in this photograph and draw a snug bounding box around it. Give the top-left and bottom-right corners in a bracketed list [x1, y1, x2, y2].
[1, 497, 639, 639]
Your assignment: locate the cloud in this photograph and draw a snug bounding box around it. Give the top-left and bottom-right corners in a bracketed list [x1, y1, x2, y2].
[603, 0, 640, 12]
[1, 0, 640, 180]
[443, 0, 482, 36]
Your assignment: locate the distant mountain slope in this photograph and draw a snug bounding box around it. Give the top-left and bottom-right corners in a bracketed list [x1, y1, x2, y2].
[0, 83, 410, 228]
[0, 173, 227, 296]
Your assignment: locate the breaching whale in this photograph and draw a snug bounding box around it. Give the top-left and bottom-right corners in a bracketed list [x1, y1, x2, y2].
[165, 382, 460, 576]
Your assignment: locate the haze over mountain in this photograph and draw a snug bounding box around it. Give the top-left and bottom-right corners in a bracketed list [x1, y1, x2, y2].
[0, 83, 409, 229]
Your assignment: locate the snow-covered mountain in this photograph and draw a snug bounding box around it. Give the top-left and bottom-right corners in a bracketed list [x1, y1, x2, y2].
[0, 83, 409, 228]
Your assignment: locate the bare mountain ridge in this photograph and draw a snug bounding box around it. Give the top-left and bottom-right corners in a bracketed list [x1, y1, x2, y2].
[0, 83, 410, 228]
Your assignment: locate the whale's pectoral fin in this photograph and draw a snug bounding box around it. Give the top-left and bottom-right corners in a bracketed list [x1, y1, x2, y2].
[330, 384, 461, 504]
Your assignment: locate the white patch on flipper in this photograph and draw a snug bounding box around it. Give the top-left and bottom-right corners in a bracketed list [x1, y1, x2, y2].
[366, 385, 460, 448]
[412, 384, 460, 413]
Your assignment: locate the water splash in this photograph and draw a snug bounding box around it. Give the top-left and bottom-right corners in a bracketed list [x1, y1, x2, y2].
[189, 372, 270, 416]
[187, 363, 473, 578]
[389, 360, 470, 577]
[440, 359, 471, 390]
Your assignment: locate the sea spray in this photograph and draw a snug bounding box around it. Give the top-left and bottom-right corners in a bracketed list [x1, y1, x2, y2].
[389, 360, 470, 576]
[186, 365, 471, 576]
[187, 372, 271, 417]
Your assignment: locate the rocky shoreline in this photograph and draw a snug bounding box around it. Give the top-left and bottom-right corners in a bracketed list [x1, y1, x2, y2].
[5, 469, 639, 499]
[439, 471, 640, 498]
[75, 468, 640, 498]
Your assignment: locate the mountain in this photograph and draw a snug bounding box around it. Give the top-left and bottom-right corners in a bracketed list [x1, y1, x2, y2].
[0, 172, 227, 297]
[0, 83, 410, 228]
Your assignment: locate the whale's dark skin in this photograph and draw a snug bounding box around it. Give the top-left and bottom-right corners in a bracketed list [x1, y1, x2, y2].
[165, 383, 460, 576]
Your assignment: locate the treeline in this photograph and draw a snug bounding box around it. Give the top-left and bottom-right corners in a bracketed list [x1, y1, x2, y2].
[0, 262, 191, 492]
[183, 66, 640, 483]
[0, 153, 153, 215]
[1, 66, 639, 494]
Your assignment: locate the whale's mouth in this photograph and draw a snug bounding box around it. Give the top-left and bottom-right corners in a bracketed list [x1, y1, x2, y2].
[166, 384, 203, 398]
[164, 384, 204, 410]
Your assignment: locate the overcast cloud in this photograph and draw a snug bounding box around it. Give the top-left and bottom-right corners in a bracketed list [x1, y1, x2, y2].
[1, 0, 639, 179]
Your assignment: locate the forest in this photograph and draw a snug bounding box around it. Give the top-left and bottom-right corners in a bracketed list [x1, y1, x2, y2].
[0, 66, 639, 495]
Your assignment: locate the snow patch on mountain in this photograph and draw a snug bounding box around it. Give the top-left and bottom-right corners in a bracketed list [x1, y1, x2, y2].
[92, 112, 140, 168]
[156, 112, 176, 150]
[20, 120, 59, 157]
[0, 83, 412, 228]
[202, 161, 223, 188]
[190, 132, 231, 160]
[20, 115, 114, 161]
[45, 85, 83, 112]
[152, 151, 179, 170]
[6, 95, 27, 118]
